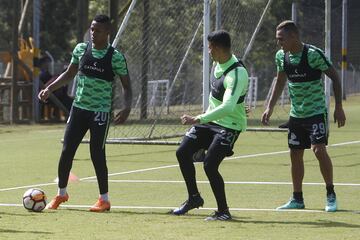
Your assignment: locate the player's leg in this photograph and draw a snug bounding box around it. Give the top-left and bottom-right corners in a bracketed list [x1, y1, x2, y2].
[312, 143, 336, 211]
[290, 148, 305, 193]
[89, 111, 111, 212]
[58, 107, 89, 188]
[203, 127, 239, 221]
[309, 113, 337, 212]
[172, 125, 209, 215]
[312, 144, 333, 185]
[47, 106, 89, 209]
[277, 117, 308, 210]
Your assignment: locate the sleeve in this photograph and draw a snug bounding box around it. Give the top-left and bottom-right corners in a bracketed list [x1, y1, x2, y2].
[196, 67, 248, 124]
[112, 50, 129, 76]
[308, 47, 332, 71]
[275, 50, 285, 72]
[70, 43, 86, 65]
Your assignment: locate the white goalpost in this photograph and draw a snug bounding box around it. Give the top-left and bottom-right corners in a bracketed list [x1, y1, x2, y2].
[111, 0, 137, 48]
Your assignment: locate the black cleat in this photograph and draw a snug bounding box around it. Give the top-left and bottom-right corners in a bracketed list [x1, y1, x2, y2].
[204, 210, 232, 221]
[172, 195, 204, 215]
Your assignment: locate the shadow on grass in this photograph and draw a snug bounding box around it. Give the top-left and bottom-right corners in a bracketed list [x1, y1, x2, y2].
[0, 211, 34, 217]
[233, 219, 360, 228]
[61, 208, 253, 222]
[40, 208, 360, 228]
[62, 208, 174, 216]
[0, 228, 53, 234]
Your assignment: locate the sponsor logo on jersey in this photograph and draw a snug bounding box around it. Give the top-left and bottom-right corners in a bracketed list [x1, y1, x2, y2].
[288, 68, 306, 78]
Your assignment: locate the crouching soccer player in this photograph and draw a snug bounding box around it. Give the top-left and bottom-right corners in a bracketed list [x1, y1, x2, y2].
[172, 30, 249, 221]
[38, 15, 132, 212]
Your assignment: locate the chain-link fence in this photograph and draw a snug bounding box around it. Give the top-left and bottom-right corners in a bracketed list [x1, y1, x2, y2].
[298, 0, 360, 96]
[107, 0, 272, 142]
[1, 1, 359, 137]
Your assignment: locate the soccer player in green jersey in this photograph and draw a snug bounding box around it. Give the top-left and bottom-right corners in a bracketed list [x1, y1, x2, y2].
[262, 20, 346, 212]
[172, 30, 249, 221]
[38, 15, 132, 212]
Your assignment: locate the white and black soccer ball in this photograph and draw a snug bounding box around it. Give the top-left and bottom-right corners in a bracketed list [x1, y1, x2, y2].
[22, 188, 47, 212]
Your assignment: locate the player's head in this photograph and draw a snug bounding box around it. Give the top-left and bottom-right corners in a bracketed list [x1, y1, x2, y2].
[90, 15, 111, 45]
[276, 20, 300, 52]
[207, 30, 231, 62]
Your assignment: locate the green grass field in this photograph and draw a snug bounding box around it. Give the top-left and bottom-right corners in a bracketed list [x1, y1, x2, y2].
[1, 96, 359, 240]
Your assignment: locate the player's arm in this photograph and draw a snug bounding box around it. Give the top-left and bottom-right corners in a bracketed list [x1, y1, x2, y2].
[38, 63, 78, 102]
[112, 51, 132, 124]
[114, 74, 132, 124]
[39, 43, 84, 102]
[262, 50, 287, 125]
[324, 66, 346, 127]
[311, 48, 346, 128]
[195, 68, 247, 124]
[261, 71, 287, 125]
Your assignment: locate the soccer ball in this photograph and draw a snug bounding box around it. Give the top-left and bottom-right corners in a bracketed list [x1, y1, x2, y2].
[22, 188, 47, 212]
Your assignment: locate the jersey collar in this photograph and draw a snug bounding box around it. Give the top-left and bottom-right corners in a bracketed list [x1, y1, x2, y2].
[215, 54, 238, 78]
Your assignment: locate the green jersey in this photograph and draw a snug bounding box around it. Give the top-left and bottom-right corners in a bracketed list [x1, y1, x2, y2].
[276, 44, 331, 118]
[197, 55, 249, 131]
[71, 43, 128, 112]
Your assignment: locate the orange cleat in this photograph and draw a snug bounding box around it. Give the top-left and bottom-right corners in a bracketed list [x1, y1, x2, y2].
[89, 198, 111, 212]
[45, 193, 69, 210]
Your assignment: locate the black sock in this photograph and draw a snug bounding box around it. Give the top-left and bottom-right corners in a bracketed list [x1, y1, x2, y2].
[326, 184, 335, 196]
[293, 192, 303, 202]
[219, 208, 230, 213]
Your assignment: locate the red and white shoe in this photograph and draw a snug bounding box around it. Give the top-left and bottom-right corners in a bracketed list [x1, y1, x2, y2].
[45, 193, 69, 210]
[89, 198, 111, 212]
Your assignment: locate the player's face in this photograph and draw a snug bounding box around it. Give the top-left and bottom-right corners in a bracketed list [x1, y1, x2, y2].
[208, 42, 220, 61]
[90, 21, 109, 46]
[276, 29, 293, 52]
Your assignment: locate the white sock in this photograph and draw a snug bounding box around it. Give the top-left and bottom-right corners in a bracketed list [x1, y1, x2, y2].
[100, 193, 109, 202]
[58, 188, 67, 196]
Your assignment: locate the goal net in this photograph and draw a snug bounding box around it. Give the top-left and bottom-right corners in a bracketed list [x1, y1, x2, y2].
[133, 79, 170, 117]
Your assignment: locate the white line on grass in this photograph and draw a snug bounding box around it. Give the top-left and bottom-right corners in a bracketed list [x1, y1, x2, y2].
[0, 203, 325, 213]
[330, 140, 360, 147]
[80, 164, 180, 181]
[84, 179, 360, 186]
[1, 140, 359, 192]
[78, 150, 292, 181]
[0, 182, 58, 192]
[79, 139, 360, 181]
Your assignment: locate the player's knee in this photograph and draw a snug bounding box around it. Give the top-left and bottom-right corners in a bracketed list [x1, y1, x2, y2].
[176, 147, 189, 163]
[312, 144, 327, 158]
[203, 162, 217, 176]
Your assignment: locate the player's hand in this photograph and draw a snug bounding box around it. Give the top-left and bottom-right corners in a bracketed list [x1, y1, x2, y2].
[180, 114, 199, 125]
[261, 107, 273, 126]
[334, 104, 346, 128]
[38, 88, 51, 102]
[114, 108, 131, 124]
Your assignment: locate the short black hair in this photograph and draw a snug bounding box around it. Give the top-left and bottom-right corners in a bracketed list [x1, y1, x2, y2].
[276, 20, 299, 35]
[94, 14, 110, 24]
[93, 14, 111, 30]
[207, 30, 231, 49]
